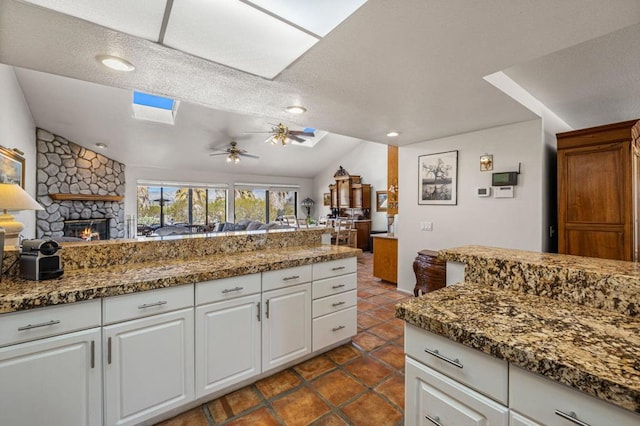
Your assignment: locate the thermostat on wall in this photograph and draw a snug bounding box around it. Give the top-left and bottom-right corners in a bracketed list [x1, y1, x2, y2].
[494, 186, 514, 198]
[477, 187, 491, 197]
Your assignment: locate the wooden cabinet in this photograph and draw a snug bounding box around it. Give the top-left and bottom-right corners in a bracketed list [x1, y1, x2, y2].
[0, 300, 102, 426]
[557, 119, 640, 260]
[372, 235, 397, 283]
[330, 167, 371, 211]
[413, 249, 446, 296]
[195, 274, 262, 398]
[354, 219, 371, 251]
[351, 184, 371, 209]
[103, 286, 195, 426]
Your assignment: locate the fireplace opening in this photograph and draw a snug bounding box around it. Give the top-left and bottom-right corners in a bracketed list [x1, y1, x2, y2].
[63, 219, 110, 241]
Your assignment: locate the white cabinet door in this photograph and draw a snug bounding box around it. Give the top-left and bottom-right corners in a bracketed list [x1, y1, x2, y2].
[510, 411, 542, 426]
[262, 283, 311, 372]
[196, 293, 261, 398]
[0, 327, 102, 426]
[405, 357, 509, 426]
[104, 308, 194, 426]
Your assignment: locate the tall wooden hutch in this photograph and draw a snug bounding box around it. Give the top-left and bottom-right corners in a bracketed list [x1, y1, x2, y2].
[328, 166, 372, 250]
[556, 119, 640, 261]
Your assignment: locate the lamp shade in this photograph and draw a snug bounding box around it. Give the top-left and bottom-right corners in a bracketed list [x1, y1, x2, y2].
[0, 183, 44, 211]
[301, 197, 315, 207]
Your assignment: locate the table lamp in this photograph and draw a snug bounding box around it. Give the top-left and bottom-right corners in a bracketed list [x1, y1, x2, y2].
[301, 197, 315, 219]
[0, 183, 44, 248]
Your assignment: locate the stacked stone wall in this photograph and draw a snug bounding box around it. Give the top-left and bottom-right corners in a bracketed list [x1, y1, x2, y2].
[35, 128, 125, 239]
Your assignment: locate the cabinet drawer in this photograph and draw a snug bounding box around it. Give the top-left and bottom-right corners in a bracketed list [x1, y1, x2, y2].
[312, 257, 357, 281]
[103, 284, 194, 325]
[262, 265, 312, 292]
[312, 290, 357, 318]
[312, 273, 357, 299]
[196, 274, 261, 305]
[405, 323, 508, 405]
[0, 300, 101, 347]
[510, 365, 640, 426]
[312, 306, 356, 351]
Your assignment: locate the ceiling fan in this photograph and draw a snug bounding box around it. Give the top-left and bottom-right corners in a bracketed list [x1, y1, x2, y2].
[209, 141, 259, 164]
[248, 123, 315, 145]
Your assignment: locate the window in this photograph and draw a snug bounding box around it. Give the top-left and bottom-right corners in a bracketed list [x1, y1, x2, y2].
[136, 183, 227, 235]
[234, 186, 298, 222]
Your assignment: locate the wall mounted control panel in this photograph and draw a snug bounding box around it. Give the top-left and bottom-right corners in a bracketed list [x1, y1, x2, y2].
[492, 171, 518, 186]
[477, 187, 491, 197]
[494, 186, 514, 198]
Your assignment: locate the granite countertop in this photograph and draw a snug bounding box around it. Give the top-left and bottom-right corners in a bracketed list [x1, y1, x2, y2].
[396, 245, 640, 414]
[0, 244, 358, 314]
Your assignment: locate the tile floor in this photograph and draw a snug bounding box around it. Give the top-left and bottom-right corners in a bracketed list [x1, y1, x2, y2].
[156, 252, 411, 426]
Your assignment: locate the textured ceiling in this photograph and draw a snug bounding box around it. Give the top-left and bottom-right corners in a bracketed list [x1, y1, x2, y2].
[2, 0, 640, 178]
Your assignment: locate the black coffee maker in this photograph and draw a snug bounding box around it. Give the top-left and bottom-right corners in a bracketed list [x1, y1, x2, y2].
[20, 239, 64, 280]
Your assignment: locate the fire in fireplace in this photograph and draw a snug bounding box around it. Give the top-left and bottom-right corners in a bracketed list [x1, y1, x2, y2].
[63, 219, 110, 241]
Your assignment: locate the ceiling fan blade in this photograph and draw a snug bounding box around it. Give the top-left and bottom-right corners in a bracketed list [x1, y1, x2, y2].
[239, 153, 260, 159]
[209, 152, 229, 156]
[289, 135, 306, 143]
[289, 130, 315, 137]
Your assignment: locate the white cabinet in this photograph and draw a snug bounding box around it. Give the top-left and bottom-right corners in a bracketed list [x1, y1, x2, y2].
[103, 286, 194, 426]
[509, 411, 542, 426]
[262, 282, 312, 371]
[405, 357, 509, 426]
[0, 300, 102, 426]
[196, 274, 262, 398]
[510, 365, 640, 426]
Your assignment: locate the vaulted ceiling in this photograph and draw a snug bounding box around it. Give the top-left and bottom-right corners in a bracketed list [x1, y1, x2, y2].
[1, 0, 640, 178]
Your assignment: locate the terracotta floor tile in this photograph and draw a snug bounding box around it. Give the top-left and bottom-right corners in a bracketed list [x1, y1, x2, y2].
[388, 317, 405, 328]
[369, 322, 403, 341]
[372, 344, 405, 370]
[225, 407, 280, 426]
[293, 355, 336, 380]
[365, 286, 392, 296]
[368, 306, 397, 321]
[357, 300, 377, 312]
[311, 370, 366, 406]
[341, 393, 403, 426]
[351, 331, 386, 352]
[255, 369, 301, 399]
[368, 294, 397, 306]
[272, 386, 330, 426]
[207, 386, 262, 423]
[357, 288, 377, 298]
[325, 344, 361, 365]
[311, 413, 349, 425]
[385, 292, 411, 301]
[392, 335, 404, 347]
[344, 356, 393, 387]
[376, 374, 405, 410]
[357, 312, 382, 329]
[154, 408, 208, 426]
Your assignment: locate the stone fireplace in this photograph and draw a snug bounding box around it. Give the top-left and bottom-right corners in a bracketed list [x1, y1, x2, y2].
[63, 218, 110, 241]
[35, 128, 126, 239]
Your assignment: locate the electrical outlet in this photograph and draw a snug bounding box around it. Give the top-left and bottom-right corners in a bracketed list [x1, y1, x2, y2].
[421, 221, 433, 231]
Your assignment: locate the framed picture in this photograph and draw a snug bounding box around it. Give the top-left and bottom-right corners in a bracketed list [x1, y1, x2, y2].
[323, 192, 331, 206]
[480, 154, 493, 171]
[418, 150, 458, 205]
[0, 146, 25, 188]
[376, 191, 388, 212]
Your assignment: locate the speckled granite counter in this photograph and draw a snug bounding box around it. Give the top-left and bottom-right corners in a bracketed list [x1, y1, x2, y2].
[396, 245, 640, 414]
[0, 228, 358, 314]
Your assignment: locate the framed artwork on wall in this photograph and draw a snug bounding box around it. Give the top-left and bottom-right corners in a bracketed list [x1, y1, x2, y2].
[323, 192, 331, 206]
[376, 191, 388, 212]
[0, 145, 25, 188]
[418, 150, 458, 205]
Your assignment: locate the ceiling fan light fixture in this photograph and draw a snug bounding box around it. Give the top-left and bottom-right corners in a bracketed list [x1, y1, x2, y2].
[386, 131, 400, 137]
[96, 55, 135, 72]
[286, 105, 307, 114]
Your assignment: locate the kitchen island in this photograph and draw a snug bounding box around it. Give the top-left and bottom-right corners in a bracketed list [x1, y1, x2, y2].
[396, 245, 640, 424]
[0, 229, 360, 426]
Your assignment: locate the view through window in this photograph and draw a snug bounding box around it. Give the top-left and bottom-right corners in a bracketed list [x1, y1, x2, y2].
[233, 188, 297, 223]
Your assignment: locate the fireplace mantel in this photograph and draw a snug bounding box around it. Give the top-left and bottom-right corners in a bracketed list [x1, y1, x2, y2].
[49, 193, 124, 202]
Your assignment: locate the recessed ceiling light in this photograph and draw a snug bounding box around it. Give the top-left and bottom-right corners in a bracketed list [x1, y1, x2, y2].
[96, 55, 135, 72]
[286, 106, 307, 114]
[386, 131, 400, 137]
[95, 143, 107, 149]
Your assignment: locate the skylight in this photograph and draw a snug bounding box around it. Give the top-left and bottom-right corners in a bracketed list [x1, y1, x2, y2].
[132, 91, 179, 124]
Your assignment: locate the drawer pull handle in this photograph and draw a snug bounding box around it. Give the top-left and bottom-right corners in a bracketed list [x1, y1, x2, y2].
[138, 300, 168, 309]
[332, 284, 346, 289]
[107, 337, 112, 365]
[332, 301, 346, 307]
[18, 319, 60, 331]
[424, 348, 463, 369]
[425, 415, 442, 425]
[222, 286, 244, 294]
[283, 275, 300, 281]
[331, 266, 346, 271]
[265, 300, 270, 319]
[90, 340, 95, 369]
[555, 410, 591, 426]
[332, 325, 345, 332]
[256, 302, 261, 322]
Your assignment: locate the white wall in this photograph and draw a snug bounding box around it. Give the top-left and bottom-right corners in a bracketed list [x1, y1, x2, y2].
[312, 141, 388, 231]
[0, 65, 37, 239]
[125, 166, 313, 226]
[397, 119, 547, 293]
